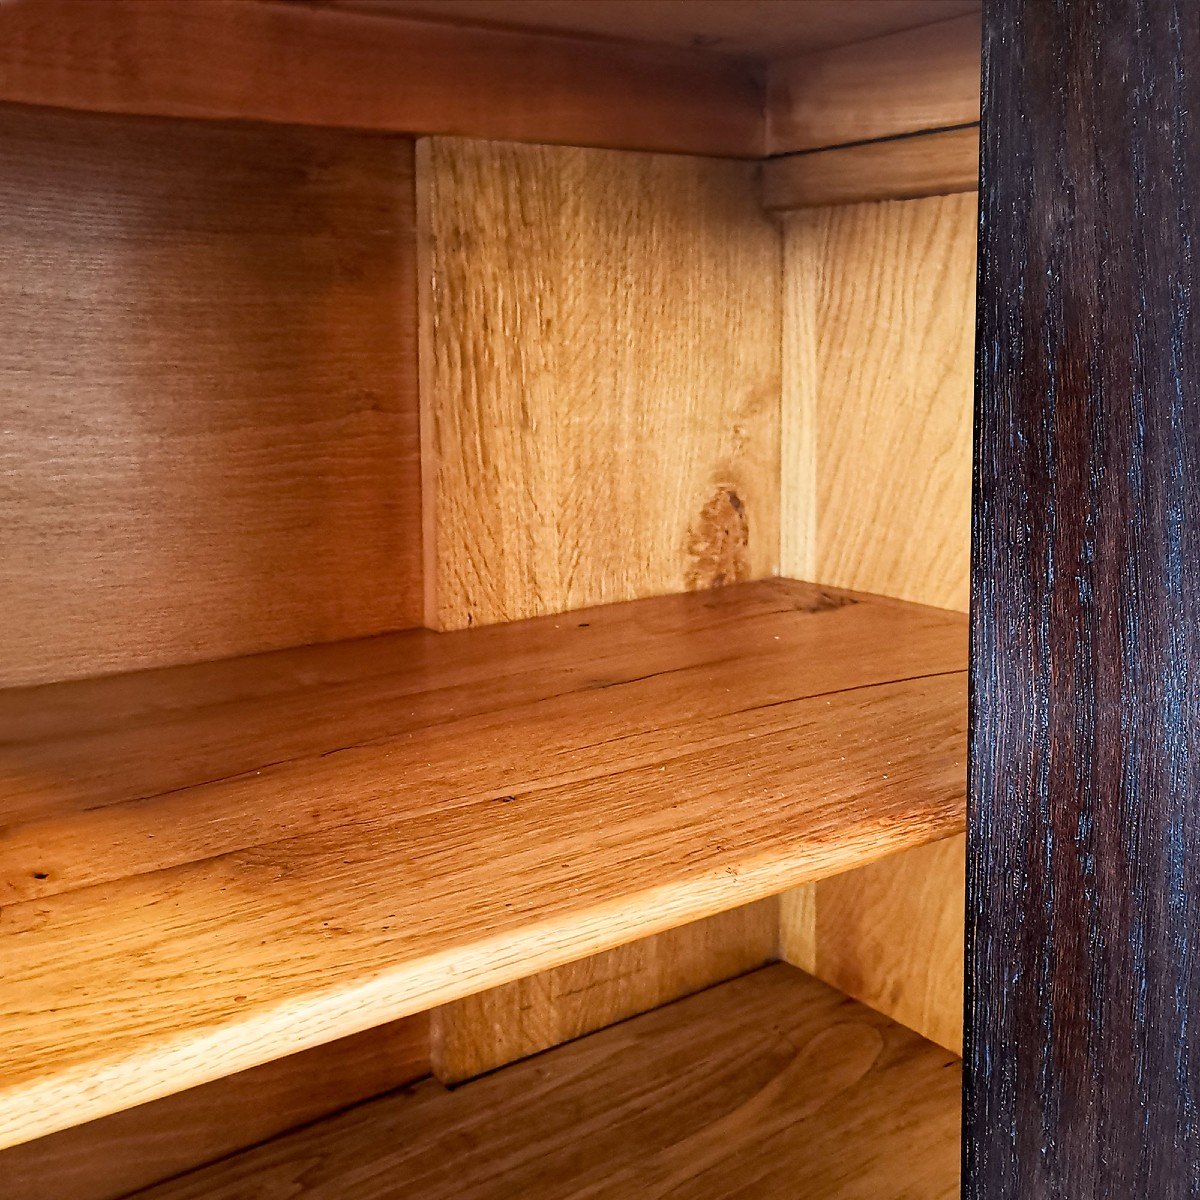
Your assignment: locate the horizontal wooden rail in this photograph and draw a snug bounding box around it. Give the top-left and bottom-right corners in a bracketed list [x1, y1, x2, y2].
[0, 1, 985, 159]
[768, 14, 981, 155]
[0, 0, 763, 156]
[763, 125, 980, 212]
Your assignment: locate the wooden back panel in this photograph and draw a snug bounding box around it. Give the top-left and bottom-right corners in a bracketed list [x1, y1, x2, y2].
[418, 138, 781, 630]
[0, 105, 422, 687]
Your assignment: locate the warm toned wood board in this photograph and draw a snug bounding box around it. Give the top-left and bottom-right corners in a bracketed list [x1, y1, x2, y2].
[0, 578, 853, 828]
[0, 1016, 429, 1200]
[0, 579, 967, 1147]
[0, 103, 421, 688]
[0, 0, 762, 155]
[133, 965, 962, 1200]
[763, 124, 980, 211]
[777, 882, 817, 974]
[782, 835, 965, 1054]
[329, 0, 981, 59]
[781, 192, 977, 611]
[767, 14, 982, 153]
[419, 137, 780, 630]
[432, 898, 778, 1083]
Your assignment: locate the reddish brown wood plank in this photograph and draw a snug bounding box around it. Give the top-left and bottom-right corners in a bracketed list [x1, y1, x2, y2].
[0, 0, 763, 155]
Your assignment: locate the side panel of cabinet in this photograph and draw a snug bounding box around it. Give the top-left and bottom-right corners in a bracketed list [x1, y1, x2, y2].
[968, 0, 1200, 1192]
[782, 192, 976, 612]
[416, 137, 782, 1077]
[779, 191, 975, 1053]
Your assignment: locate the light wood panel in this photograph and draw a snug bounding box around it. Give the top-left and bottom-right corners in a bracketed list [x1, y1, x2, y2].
[433, 899, 777, 1083]
[1, 1016, 429, 1200]
[779, 191, 974, 1057]
[418, 137, 780, 630]
[0, 104, 421, 688]
[781, 837, 965, 1053]
[134, 965, 962, 1200]
[0, 0, 762, 155]
[0, 579, 967, 1147]
[817, 836, 964, 1053]
[331, 1, 981, 59]
[763, 125, 980, 211]
[778, 883, 817, 973]
[767, 14, 982, 153]
[782, 192, 977, 611]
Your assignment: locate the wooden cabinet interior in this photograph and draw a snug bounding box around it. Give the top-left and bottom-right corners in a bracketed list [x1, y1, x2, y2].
[0, 1, 981, 1195]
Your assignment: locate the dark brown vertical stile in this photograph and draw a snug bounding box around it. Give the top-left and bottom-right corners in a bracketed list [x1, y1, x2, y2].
[967, 0, 1200, 1195]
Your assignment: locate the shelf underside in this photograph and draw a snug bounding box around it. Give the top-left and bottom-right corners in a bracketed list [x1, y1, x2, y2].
[0, 578, 967, 1148]
[134, 963, 963, 1200]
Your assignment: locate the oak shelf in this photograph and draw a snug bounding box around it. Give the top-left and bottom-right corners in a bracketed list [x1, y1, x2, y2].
[132, 963, 963, 1199]
[0, 578, 967, 1149]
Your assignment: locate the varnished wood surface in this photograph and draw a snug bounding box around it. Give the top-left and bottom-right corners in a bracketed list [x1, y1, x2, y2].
[778, 190, 973, 1053]
[767, 14, 982, 153]
[763, 125, 980, 211]
[432, 898, 777, 1083]
[1, 1016, 429, 1200]
[31, 118, 781, 1107]
[968, 1, 1200, 1194]
[0, 579, 967, 1148]
[781, 193, 977, 612]
[331, 0, 980, 60]
[0, 103, 421, 687]
[778, 884, 817, 973]
[784, 836, 965, 1053]
[133, 964, 962, 1200]
[0, 0, 763, 156]
[419, 137, 780, 630]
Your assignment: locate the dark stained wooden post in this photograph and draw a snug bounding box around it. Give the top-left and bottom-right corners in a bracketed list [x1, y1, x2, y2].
[966, 0, 1200, 1194]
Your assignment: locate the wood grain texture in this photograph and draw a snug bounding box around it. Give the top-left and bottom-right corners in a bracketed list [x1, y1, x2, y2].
[418, 137, 780, 630]
[767, 13, 982, 153]
[763, 125, 980, 211]
[0, 1016, 429, 1200]
[0, 103, 421, 688]
[131, 965, 962, 1200]
[0, 0, 763, 156]
[432, 899, 777, 1083]
[330, 0, 981, 60]
[783, 835, 964, 1054]
[777, 884, 816, 973]
[781, 192, 977, 612]
[968, 1, 1200, 1194]
[0, 579, 967, 1147]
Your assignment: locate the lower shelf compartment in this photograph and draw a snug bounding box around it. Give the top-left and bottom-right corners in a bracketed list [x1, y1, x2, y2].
[132, 964, 962, 1200]
[0, 578, 966, 1148]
